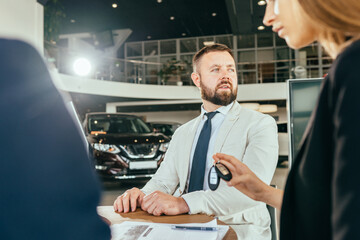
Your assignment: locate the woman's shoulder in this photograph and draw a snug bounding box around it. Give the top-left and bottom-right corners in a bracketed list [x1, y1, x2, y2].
[333, 40, 360, 72]
[329, 40, 360, 85]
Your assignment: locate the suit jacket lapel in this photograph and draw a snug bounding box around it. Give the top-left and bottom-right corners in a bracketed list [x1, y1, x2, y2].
[179, 116, 202, 191]
[213, 102, 241, 154]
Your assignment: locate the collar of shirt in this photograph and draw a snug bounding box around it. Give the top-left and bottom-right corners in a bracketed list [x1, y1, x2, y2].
[200, 101, 235, 119]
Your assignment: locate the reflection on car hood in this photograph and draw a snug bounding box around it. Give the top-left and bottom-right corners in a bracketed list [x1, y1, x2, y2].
[87, 133, 169, 145]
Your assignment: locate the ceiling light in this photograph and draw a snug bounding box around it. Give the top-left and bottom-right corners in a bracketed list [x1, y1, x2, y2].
[181, 33, 186, 36]
[147, 36, 152, 39]
[157, 0, 162, 3]
[70, 19, 76, 23]
[257, 25, 265, 30]
[73, 58, 92, 76]
[212, 13, 217, 17]
[258, 0, 266, 5]
[112, 3, 117, 8]
[170, 16, 175, 20]
[203, 41, 215, 46]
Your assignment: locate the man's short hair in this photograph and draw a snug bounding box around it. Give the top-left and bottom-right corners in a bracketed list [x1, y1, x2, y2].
[192, 43, 234, 72]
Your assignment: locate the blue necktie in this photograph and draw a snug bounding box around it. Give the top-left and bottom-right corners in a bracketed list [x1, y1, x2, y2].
[188, 111, 218, 192]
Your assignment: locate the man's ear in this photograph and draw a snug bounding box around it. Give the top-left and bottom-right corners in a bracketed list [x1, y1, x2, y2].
[191, 72, 201, 88]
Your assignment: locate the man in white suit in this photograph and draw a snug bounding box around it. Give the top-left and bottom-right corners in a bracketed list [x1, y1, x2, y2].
[114, 44, 278, 239]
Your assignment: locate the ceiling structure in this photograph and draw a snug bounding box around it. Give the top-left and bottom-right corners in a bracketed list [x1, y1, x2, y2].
[56, 0, 276, 116]
[60, 0, 270, 42]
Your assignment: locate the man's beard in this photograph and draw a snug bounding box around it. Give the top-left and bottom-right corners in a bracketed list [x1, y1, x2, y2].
[200, 79, 237, 106]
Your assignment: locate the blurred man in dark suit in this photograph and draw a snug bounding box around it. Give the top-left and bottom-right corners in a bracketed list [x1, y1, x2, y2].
[0, 38, 110, 239]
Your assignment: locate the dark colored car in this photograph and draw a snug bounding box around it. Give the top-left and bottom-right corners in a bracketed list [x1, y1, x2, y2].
[147, 121, 181, 139]
[84, 113, 170, 180]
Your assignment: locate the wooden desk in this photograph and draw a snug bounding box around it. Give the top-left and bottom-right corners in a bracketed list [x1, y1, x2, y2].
[97, 206, 237, 239]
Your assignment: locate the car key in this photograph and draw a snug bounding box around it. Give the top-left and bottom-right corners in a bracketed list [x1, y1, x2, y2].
[208, 165, 220, 191]
[215, 162, 232, 181]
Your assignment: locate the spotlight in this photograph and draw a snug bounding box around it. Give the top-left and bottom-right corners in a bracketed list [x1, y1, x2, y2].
[112, 3, 117, 8]
[258, 0, 266, 5]
[257, 25, 265, 30]
[212, 13, 217, 17]
[170, 16, 175, 20]
[73, 58, 92, 76]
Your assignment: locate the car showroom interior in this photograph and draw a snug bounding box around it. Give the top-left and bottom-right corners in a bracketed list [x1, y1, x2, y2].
[3, 0, 355, 239]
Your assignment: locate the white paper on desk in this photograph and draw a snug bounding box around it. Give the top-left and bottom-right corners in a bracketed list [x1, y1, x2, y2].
[110, 219, 229, 240]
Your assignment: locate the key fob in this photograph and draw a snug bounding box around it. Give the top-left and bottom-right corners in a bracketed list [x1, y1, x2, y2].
[208, 165, 220, 191]
[215, 162, 232, 181]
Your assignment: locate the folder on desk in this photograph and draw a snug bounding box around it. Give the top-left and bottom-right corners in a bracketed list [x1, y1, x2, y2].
[110, 219, 229, 240]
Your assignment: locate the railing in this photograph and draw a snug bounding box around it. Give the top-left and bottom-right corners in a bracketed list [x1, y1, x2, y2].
[45, 42, 333, 86]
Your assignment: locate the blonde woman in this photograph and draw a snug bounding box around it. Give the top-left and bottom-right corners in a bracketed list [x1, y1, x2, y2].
[214, 0, 360, 239]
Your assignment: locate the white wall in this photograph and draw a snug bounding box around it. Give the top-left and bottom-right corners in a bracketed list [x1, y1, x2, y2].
[118, 111, 201, 124]
[117, 107, 287, 125]
[0, 0, 44, 51]
[58, 74, 287, 101]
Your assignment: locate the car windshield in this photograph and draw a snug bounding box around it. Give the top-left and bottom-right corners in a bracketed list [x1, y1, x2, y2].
[152, 124, 175, 136]
[88, 115, 152, 134]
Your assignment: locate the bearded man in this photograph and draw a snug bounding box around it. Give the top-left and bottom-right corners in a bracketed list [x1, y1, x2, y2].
[113, 44, 278, 239]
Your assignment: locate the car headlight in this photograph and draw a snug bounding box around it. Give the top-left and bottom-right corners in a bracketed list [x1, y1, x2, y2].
[93, 143, 120, 154]
[159, 142, 169, 152]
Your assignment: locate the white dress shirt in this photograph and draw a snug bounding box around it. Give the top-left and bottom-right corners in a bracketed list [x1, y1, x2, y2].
[186, 101, 234, 192]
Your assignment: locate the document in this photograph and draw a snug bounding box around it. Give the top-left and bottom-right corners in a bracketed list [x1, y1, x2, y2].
[110, 219, 229, 240]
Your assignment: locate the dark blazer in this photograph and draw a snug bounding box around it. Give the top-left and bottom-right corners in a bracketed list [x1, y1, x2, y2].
[0, 39, 110, 239]
[281, 39, 360, 240]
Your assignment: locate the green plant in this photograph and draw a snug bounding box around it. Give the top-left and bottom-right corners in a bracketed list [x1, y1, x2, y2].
[158, 58, 191, 83]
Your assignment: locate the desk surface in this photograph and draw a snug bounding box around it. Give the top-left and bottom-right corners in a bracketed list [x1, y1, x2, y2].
[97, 206, 237, 240]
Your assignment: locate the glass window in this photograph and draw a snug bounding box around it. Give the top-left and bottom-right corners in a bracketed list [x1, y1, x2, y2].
[127, 42, 142, 57]
[144, 41, 158, 56]
[299, 44, 319, 65]
[258, 63, 275, 83]
[88, 115, 151, 134]
[180, 54, 193, 75]
[321, 47, 333, 65]
[160, 56, 175, 64]
[275, 35, 287, 47]
[240, 71, 257, 84]
[180, 39, 197, 53]
[306, 67, 320, 78]
[276, 48, 290, 68]
[237, 34, 255, 48]
[144, 57, 158, 75]
[215, 36, 233, 49]
[160, 40, 176, 54]
[257, 49, 274, 62]
[238, 51, 256, 70]
[257, 33, 273, 47]
[276, 68, 291, 82]
[145, 76, 159, 85]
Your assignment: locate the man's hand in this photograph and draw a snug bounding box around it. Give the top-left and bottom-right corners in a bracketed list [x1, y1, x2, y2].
[141, 191, 190, 216]
[113, 187, 145, 213]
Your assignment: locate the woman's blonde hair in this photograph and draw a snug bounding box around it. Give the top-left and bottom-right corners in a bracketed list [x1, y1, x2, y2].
[297, 0, 360, 58]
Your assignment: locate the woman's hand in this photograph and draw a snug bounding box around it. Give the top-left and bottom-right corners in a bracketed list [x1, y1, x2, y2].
[213, 153, 283, 209]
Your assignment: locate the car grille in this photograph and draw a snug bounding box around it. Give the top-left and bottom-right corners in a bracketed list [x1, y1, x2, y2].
[119, 144, 159, 159]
